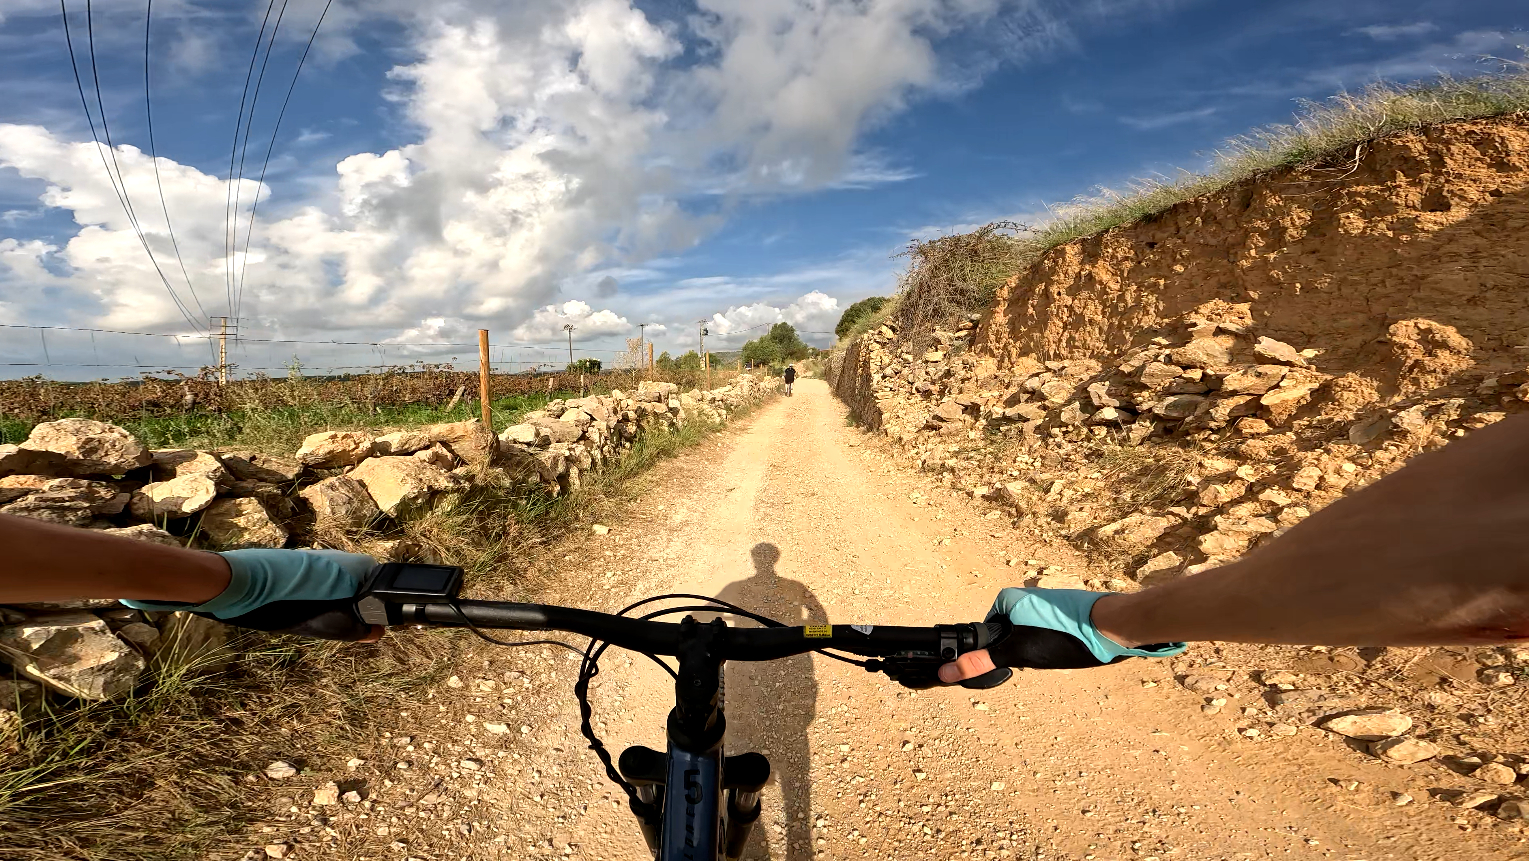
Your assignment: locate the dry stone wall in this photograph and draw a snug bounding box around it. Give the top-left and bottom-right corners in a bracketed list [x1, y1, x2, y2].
[0, 375, 778, 731]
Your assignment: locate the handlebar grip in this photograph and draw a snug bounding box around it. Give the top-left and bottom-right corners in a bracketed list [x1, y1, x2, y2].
[984, 623, 1115, 670]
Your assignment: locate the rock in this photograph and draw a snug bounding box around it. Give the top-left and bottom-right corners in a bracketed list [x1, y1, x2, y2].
[425, 420, 498, 466]
[561, 408, 594, 427]
[0, 612, 145, 700]
[156, 611, 231, 672]
[530, 419, 582, 445]
[1475, 762, 1519, 785]
[1096, 514, 1174, 549]
[217, 450, 303, 484]
[1289, 465, 1323, 492]
[1235, 417, 1271, 435]
[923, 350, 945, 362]
[312, 782, 340, 806]
[1057, 402, 1087, 426]
[1139, 362, 1184, 389]
[1, 478, 129, 526]
[348, 457, 459, 517]
[264, 843, 290, 859]
[501, 424, 551, 447]
[1480, 667, 1516, 687]
[1253, 336, 1309, 367]
[265, 760, 299, 780]
[1497, 800, 1529, 821]
[1218, 365, 1288, 395]
[1032, 573, 1083, 589]
[1152, 395, 1207, 420]
[0, 678, 45, 732]
[1197, 481, 1246, 507]
[1181, 675, 1228, 694]
[1321, 710, 1412, 741]
[341, 790, 363, 804]
[1260, 380, 1324, 425]
[130, 474, 219, 519]
[372, 430, 433, 457]
[115, 621, 161, 655]
[300, 476, 382, 531]
[1268, 723, 1299, 738]
[1196, 530, 1251, 557]
[1005, 403, 1049, 422]
[150, 450, 229, 485]
[0, 444, 69, 478]
[591, 524, 610, 535]
[1134, 551, 1183, 581]
[929, 401, 966, 424]
[1371, 736, 1440, 764]
[412, 443, 456, 470]
[1455, 790, 1500, 810]
[296, 431, 375, 469]
[20, 419, 150, 476]
[1348, 413, 1391, 446]
[1170, 338, 1233, 369]
[198, 498, 288, 549]
[1086, 382, 1121, 408]
[1087, 406, 1133, 425]
[1038, 379, 1074, 404]
[96, 523, 180, 546]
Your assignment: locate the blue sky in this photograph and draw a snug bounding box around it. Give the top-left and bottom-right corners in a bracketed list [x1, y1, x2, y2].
[0, 0, 1522, 378]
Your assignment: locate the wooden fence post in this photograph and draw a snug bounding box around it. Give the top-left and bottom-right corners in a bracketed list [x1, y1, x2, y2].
[478, 330, 492, 430]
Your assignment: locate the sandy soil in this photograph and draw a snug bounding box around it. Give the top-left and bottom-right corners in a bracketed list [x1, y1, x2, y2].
[311, 381, 1527, 861]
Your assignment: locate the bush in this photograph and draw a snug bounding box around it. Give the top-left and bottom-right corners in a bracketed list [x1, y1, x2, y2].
[835, 296, 888, 339]
[567, 358, 602, 374]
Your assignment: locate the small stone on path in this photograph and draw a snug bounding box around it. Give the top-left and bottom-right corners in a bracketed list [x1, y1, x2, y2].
[265, 761, 297, 780]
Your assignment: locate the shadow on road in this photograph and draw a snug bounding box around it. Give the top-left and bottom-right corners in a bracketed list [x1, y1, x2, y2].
[717, 542, 824, 861]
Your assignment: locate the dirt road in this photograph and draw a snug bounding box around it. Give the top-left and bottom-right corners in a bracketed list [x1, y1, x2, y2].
[369, 380, 1526, 860]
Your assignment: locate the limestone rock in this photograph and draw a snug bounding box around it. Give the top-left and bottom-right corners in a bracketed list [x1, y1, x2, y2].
[425, 420, 497, 466]
[413, 443, 457, 470]
[1218, 365, 1288, 396]
[130, 474, 219, 519]
[0, 677, 45, 737]
[1196, 530, 1251, 557]
[1260, 379, 1323, 425]
[0, 612, 145, 700]
[1, 478, 128, 526]
[217, 450, 303, 484]
[501, 424, 551, 447]
[1139, 362, 1183, 389]
[1086, 382, 1121, 408]
[529, 419, 582, 445]
[372, 430, 433, 457]
[1497, 800, 1529, 821]
[1170, 338, 1232, 369]
[0, 444, 69, 478]
[1321, 710, 1412, 741]
[1096, 514, 1174, 549]
[1134, 551, 1183, 581]
[155, 611, 231, 673]
[1057, 402, 1086, 426]
[95, 523, 181, 547]
[1152, 394, 1207, 420]
[296, 431, 374, 469]
[1004, 403, 1048, 422]
[1371, 736, 1439, 764]
[150, 450, 229, 485]
[199, 498, 288, 549]
[300, 476, 382, 531]
[1037, 378, 1073, 404]
[114, 622, 161, 655]
[20, 419, 150, 476]
[929, 401, 966, 425]
[1253, 336, 1309, 367]
[348, 456, 459, 517]
[1088, 406, 1133, 425]
[1474, 762, 1519, 785]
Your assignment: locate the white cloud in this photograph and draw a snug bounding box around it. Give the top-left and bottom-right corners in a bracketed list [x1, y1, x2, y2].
[0, 0, 1119, 369]
[709, 291, 842, 341]
[1352, 22, 1438, 41]
[512, 300, 631, 342]
[1119, 106, 1216, 130]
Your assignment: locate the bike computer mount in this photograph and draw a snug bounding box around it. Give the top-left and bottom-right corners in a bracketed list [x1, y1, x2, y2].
[355, 562, 465, 625]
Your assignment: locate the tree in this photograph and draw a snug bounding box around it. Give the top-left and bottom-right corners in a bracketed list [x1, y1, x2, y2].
[835, 296, 888, 339]
[742, 322, 810, 367]
[675, 350, 704, 371]
[567, 358, 601, 374]
[655, 351, 675, 371]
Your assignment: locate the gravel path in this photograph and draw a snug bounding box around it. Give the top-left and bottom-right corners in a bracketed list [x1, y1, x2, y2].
[349, 379, 1524, 861]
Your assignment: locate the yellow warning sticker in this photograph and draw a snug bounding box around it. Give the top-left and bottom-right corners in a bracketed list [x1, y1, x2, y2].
[804, 625, 833, 639]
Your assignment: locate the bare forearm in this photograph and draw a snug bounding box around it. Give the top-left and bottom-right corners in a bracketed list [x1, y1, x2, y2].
[0, 513, 230, 605]
[1094, 413, 1529, 648]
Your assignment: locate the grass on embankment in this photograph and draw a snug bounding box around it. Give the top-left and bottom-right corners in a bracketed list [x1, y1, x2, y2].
[0, 399, 768, 861]
[882, 67, 1529, 341]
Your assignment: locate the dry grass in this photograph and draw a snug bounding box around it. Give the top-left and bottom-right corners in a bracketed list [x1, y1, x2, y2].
[881, 67, 1529, 344]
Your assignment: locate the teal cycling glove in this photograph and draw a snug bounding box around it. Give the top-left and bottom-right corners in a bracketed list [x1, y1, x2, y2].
[984, 587, 1186, 669]
[124, 549, 377, 641]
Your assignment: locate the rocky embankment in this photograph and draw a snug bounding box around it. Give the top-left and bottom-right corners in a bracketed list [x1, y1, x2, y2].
[0, 375, 777, 740]
[830, 116, 1529, 823]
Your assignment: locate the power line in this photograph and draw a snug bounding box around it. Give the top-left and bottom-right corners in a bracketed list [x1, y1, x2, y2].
[225, 0, 281, 320]
[0, 323, 629, 353]
[58, 0, 206, 336]
[142, 0, 210, 341]
[235, 0, 334, 325]
[230, 0, 293, 324]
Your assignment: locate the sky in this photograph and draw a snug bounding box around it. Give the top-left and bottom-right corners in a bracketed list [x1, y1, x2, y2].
[0, 0, 1522, 378]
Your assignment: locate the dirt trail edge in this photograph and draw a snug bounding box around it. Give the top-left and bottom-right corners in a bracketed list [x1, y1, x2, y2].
[404, 380, 1522, 861]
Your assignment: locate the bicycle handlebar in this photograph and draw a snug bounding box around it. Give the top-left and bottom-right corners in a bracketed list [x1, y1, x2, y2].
[391, 599, 1009, 663]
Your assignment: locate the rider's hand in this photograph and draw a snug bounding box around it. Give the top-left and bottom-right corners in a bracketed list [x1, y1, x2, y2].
[123, 549, 383, 642]
[939, 588, 1185, 682]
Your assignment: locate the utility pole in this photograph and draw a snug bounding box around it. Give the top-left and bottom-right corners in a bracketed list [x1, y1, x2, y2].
[637, 323, 649, 373]
[214, 316, 231, 384]
[648, 342, 654, 371]
[563, 324, 575, 369]
[697, 320, 710, 390]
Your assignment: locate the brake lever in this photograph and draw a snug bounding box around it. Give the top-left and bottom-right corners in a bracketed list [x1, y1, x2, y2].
[865, 619, 1015, 690]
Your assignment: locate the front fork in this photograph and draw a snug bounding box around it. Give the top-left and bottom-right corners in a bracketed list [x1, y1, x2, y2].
[618, 617, 773, 860]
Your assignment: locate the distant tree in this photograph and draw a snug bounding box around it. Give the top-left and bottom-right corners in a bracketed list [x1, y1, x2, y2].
[567, 358, 602, 374]
[742, 322, 810, 367]
[835, 296, 888, 339]
[656, 351, 675, 371]
[675, 350, 704, 371]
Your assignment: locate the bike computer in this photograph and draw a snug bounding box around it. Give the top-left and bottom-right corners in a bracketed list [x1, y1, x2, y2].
[355, 562, 465, 625]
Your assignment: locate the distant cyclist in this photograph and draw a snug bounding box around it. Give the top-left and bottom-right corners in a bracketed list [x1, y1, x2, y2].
[783, 364, 797, 396]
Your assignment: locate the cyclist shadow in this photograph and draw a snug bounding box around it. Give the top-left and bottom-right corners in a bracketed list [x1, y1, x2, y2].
[715, 543, 823, 861]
